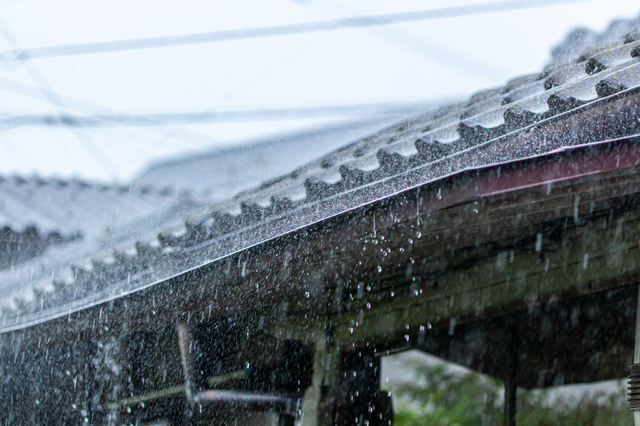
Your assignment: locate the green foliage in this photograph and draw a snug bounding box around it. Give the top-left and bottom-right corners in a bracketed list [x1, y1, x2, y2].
[387, 361, 632, 426]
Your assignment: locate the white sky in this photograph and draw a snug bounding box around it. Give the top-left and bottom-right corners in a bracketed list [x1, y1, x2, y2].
[0, 0, 638, 182]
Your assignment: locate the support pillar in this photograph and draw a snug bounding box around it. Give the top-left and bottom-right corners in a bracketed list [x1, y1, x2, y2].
[504, 321, 518, 426]
[300, 332, 339, 426]
[335, 349, 393, 426]
[630, 286, 640, 424]
[178, 322, 205, 424]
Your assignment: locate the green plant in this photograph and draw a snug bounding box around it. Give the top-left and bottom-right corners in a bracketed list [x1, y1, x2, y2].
[388, 360, 632, 426]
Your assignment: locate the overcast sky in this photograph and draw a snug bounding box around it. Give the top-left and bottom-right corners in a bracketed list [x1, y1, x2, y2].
[0, 0, 638, 182]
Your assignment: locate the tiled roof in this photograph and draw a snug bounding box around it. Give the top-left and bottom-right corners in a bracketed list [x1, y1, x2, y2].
[3, 14, 640, 331]
[0, 176, 186, 272]
[134, 115, 424, 204]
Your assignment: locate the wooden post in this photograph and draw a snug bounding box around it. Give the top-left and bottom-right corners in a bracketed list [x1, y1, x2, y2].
[300, 328, 339, 426]
[335, 349, 393, 426]
[177, 322, 206, 425]
[504, 321, 518, 426]
[178, 322, 202, 402]
[633, 286, 640, 425]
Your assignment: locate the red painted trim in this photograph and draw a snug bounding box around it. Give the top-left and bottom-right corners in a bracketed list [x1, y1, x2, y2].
[479, 139, 640, 198]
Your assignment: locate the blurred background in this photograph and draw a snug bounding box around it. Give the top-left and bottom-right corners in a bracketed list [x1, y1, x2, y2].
[0, 0, 638, 183]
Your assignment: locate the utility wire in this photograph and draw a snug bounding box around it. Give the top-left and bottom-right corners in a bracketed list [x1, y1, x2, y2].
[208, 0, 500, 126]
[301, 0, 507, 81]
[0, 74, 225, 146]
[0, 15, 120, 180]
[215, 0, 498, 108]
[0, 101, 438, 128]
[0, 0, 596, 62]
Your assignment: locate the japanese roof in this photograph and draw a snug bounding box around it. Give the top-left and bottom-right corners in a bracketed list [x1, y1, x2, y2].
[134, 115, 418, 204]
[3, 14, 640, 332]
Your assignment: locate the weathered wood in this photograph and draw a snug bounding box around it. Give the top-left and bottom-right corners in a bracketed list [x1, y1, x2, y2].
[504, 320, 519, 426]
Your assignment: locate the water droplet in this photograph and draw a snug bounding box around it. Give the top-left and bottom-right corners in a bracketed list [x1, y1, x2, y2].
[391, 291, 395, 297]
[377, 265, 382, 273]
[404, 335, 410, 342]
[366, 303, 371, 309]
[304, 291, 310, 298]
[416, 232, 422, 238]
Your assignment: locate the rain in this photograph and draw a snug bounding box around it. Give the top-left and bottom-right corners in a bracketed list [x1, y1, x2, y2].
[2, 1, 640, 425]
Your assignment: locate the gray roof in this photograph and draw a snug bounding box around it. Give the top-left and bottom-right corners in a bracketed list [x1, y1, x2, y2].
[0, 115, 412, 271]
[134, 114, 428, 204]
[550, 15, 640, 64]
[0, 177, 187, 271]
[0, 176, 179, 237]
[2, 14, 640, 332]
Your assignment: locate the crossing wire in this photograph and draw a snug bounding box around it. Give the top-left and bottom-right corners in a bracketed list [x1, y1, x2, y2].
[0, 0, 596, 62]
[0, 15, 120, 180]
[0, 101, 439, 129]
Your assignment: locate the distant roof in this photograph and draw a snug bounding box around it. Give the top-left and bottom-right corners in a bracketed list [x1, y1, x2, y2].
[0, 175, 193, 280]
[3, 13, 640, 331]
[134, 114, 426, 204]
[0, 176, 179, 237]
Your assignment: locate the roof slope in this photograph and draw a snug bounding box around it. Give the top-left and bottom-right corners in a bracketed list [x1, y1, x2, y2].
[0, 176, 184, 270]
[134, 115, 423, 204]
[0, 176, 181, 238]
[3, 14, 640, 331]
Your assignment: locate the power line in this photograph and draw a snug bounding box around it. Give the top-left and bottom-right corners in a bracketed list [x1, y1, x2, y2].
[301, 0, 507, 81]
[0, 101, 439, 128]
[209, 1, 502, 124]
[0, 15, 120, 180]
[0, 74, 225, 146]
[0, 0, 595, 62]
